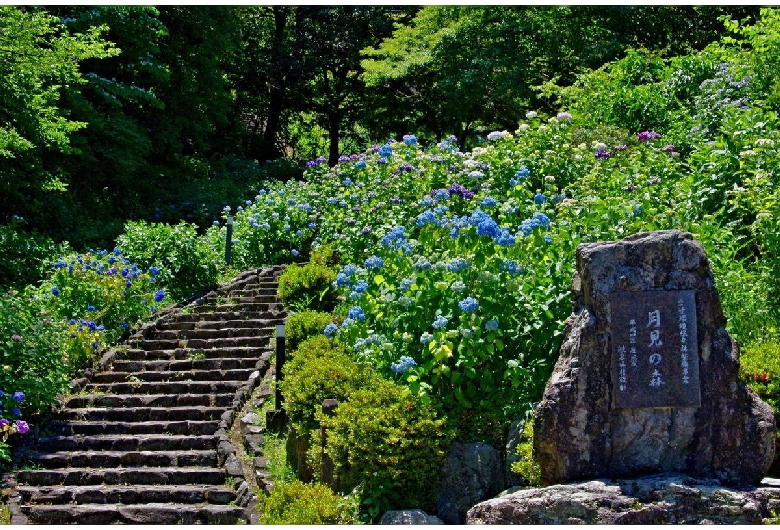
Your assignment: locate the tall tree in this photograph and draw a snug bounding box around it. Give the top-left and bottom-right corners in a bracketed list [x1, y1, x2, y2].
[0, 7, 116, 231]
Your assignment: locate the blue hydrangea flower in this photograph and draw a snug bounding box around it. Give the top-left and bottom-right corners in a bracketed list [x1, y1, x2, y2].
[291, 249, 300, 257]
[500, 259, 521, 275]
[432, 315, 449, 329]
[450, 280, 466, 292]
[154, 289, 165, 303]
[391, 356, 416, 373]
[485, 319, 499, 331]
[364, 255, 384, 270]
[460, 328, 474, 338]
[494, 229, 516, 247]
[87, 305, 95, 312]
[342, 177, 353, 187]
[352, 279, 369, 294]
[52, 286, 60, 296]
[12, 391, 25, 402]
[534, 193, 547, 205]
[633, 205, 642, 216]
[342, 264, 358, 277]
[420, 332, 434, 345]
[480, 197, 497, 208]
[458, 297, 479, 313]
[446, 258, 469, 272]
[532, 212, 551, 228]
[335, 273, 350, 287]
[468, 170, 485, 180]
[323, 323, 339, 338]
[402, 134, 418, 146]
[433, 189, 449, 201]
[399, 278, 414, 291]
[413, 257, 432, 271]
[378, 144, 393, 157]
[544, 234, 553, 245]
[355, 160, 367, 169]
[348, 306, 366, 321]
[416, 210, 440, 227]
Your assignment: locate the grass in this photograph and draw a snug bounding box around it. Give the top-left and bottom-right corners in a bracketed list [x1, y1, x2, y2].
[0, 502, 9, 524]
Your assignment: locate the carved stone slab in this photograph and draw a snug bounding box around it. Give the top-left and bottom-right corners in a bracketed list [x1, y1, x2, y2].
[611, 290, 700, 409]
[533, 230, 776, 486]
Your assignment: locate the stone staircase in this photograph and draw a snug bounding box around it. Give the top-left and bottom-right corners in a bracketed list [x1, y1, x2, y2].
[8, 266, 286, 524]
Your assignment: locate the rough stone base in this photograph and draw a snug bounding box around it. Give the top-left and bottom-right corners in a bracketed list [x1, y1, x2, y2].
[466, 473, 780, 524]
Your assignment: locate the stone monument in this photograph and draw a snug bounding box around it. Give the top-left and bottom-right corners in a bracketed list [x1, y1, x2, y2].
[533, 230, 775, 486]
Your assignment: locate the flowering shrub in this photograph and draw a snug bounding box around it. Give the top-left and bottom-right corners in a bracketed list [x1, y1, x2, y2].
[0, 290, 70, 413]
[0, 389, 29, 462]
[117, 221, 221, 302]
[39, 248, 168, 370]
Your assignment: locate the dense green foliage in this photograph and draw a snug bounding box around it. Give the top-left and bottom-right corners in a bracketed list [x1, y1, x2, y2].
[0, 6, 756, 250]
[322, 379, 452, 516]
[116, 221, 220, 301]
[280, 336, 372, 438]
[258, 480, 357, 524]
[285, 310, 336, 355]
[276, 263, 337, 313]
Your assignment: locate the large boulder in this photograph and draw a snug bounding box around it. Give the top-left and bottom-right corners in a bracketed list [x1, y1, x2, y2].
[466, 473, 780, 524]
[534, 231, 775, 486]
[380, 509, 443, 525]
[436, 442, 503, 524]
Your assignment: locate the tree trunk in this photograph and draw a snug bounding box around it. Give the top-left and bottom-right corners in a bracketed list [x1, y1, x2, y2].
[260, 6, 288, 161]
[328, 116, 340, 167]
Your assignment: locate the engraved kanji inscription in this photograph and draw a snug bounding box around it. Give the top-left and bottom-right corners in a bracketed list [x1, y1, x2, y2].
[611, 290, 700, 408]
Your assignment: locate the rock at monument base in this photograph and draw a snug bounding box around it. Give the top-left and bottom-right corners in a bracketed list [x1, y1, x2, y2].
[436, 442, 503, 524]
[534, 230, 775, 486]
[466, 473, 780, 525]
[380, 509, 443, 525]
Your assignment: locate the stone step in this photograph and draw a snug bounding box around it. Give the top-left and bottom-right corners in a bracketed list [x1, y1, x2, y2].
[148, 327, 274, 341]
[198, 302, 284, 313]
[16, 484, 235, 506]
[192, 318, 283, 330]
[33, 434, 217, 452]
[123, 347, 271, 361]
[65, 393, 234, 409]
[111, 357, 259, 372]
[91, 367, 257, 384]
[47, 419, 220, 436]
[21, 503, 245, 524]
[25, 449, 218, 469]
[170, 310, 285, 323]
[54, 406, 229, 423]
[157, 318, 280, 331]
[139, 335, 271, 351]
[86, 380, 241, 395]
[230, 287, 278, 296]
[17, 467, 227, 487]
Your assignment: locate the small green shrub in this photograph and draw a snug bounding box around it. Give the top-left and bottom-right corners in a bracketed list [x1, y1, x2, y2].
[0, 290, 70, 414]
[322, 379, 453, 515]
[310, 244, 341, 268]
[277, 263, 337, 312]
[258, 480, 357, 524]
[116, 220, 221, 302]
[280, 336, 372, 438]
[286, 311, 336, 354]
[740, 341, 780, 412]
[510, 419, 542, 487]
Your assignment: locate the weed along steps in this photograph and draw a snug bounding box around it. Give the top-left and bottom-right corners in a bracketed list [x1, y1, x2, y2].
[9, 267, 286, 525]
